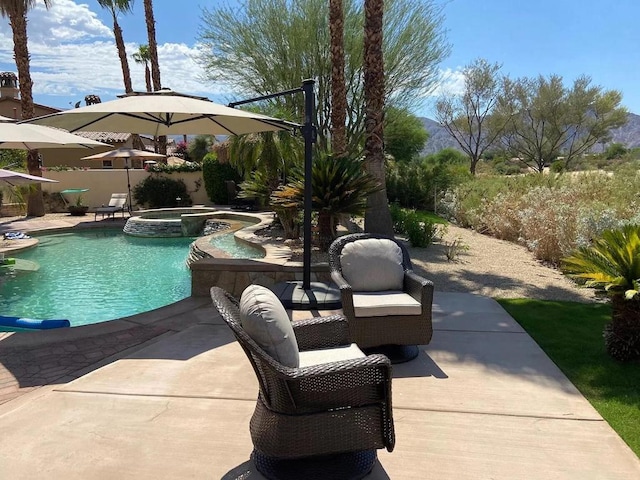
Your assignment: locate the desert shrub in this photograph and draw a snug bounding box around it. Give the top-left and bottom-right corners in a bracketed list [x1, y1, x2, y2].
[133, 176, 192, 208]
[202, 153, 240, 204]
[404, 213, 441, 248]
[386, 153, 469, 211]
[443, 170, 640, 264]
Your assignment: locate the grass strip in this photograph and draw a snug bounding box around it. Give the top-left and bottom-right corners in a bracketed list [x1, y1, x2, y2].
[497, 298, 640, 457]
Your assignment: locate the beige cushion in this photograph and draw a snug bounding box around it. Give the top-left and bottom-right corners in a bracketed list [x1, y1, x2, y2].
[239, 284, 299, 367]
[298, 343, 365, 368]
[340, 238, 405, 291]
[353, 291, 422, 317]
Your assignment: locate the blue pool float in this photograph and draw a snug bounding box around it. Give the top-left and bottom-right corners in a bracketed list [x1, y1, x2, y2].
[0, 316, 70, 330]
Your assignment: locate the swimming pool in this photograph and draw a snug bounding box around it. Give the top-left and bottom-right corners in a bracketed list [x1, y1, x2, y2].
[0, 229, 193, 327]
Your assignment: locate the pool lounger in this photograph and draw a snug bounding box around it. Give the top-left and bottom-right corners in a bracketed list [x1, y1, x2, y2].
[0, 316, 70, 330]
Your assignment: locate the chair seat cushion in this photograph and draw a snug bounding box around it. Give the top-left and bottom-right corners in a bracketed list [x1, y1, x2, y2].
[340, 238, 405, 291]
[298, 343, 365, 368]
[239, 285, 299, 367]
[353, 291, 422, 318]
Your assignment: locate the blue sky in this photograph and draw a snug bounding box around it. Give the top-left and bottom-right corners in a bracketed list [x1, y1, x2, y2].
[0, 0, 638, 119]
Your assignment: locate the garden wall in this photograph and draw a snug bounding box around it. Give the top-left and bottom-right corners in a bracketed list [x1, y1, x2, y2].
[39, 170, 209, 208]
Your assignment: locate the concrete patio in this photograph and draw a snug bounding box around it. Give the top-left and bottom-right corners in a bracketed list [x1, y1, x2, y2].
[1, 291, 639, 479]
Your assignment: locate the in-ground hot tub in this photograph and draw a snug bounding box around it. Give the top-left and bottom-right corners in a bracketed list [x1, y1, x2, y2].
[124, 207, 222, 237]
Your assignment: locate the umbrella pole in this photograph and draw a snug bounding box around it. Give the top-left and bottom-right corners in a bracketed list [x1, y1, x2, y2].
[125, 163, 132, 213]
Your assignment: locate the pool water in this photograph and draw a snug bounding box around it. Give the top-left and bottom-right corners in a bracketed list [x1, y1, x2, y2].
[0, 229, 193, 327]
[210, 232, 264, 259]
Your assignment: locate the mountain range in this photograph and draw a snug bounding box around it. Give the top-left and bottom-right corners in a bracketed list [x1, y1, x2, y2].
[419, 112, 640, 155]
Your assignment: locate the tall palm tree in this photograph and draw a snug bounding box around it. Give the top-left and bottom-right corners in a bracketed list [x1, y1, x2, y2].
[132, 44, 152, 92]
[0, 0, 51, 217]
[143, 0, 166, 154]
[97, 0, 134, 93]
[363, 0, 393, 235]
[329, 0, 346, 158]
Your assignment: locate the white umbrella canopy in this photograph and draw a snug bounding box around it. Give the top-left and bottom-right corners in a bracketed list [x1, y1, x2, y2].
[0, 168, 58, 187]
[26, 89, 296, 136]
[81, 148, 166, 161]
[0, 122, 111, 150]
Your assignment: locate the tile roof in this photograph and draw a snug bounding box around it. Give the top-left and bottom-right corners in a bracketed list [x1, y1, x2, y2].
[74, 131, 131, 142]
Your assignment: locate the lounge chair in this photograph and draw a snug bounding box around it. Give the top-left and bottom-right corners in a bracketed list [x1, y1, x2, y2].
[94, 193, 128, 221]
[329, 233, 435, 363]
[210, 285, 394, 479]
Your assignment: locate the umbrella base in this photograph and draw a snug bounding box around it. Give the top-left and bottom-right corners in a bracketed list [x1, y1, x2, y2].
[272, 281, 342, 310]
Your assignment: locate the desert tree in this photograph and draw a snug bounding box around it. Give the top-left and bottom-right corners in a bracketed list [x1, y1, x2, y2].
[497, 75, 627, 172]
[435, 58, 509, 175]
[198, 0, 449, 156]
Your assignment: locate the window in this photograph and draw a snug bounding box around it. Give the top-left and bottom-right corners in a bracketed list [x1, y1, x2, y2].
[102, 160, 113, 169]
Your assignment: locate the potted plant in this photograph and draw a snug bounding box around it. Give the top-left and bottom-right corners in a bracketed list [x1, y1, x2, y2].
[67, 193, 89, 216]
[562, 224, 640, 361]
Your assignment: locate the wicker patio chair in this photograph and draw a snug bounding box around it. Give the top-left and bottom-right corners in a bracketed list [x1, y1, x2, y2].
[329, 233, 435, 363]
[211, 285, 394, 480]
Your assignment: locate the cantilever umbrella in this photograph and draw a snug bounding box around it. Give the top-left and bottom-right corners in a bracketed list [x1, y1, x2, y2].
[0, 168, 58, 187]
[0, 122, 112, 150]
[25, 89, 296, 136]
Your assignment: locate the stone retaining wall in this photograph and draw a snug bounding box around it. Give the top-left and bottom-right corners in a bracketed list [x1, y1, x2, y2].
[190, 258, 331, 298]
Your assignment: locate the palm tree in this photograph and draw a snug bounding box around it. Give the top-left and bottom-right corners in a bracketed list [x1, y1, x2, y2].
[132, 44, 152, 92]
[272, 155, 381, 250]
[329, 0, 346, 158]
[143, 0, 161, 91]
[562, 224, 640, 361]
[0, 0, 51, 217]
[363, 0, 393, 235]
[142, 0, 166, 154]
[97, 0, 134, 93]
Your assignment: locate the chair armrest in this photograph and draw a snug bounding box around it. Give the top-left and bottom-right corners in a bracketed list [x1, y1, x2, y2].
[331, 271, 355, 316]
[293, 314, 351, 351]
[286, 353, 392, 408]
[405, 270, 434, 307]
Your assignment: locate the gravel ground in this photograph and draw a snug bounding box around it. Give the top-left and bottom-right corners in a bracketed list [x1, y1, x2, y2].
[406, 224, 597, 302]
[280, 223, 597, 303]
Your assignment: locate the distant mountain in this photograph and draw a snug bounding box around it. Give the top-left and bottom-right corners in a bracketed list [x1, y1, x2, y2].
[419, 117, 461, 155]
[419, 112, 640, 156]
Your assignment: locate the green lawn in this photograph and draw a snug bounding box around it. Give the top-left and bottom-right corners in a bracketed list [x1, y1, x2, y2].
[497, 299, 640, 457]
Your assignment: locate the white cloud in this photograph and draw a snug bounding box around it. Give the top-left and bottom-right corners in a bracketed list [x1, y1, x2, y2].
[429, 67, 466, 98]
[0, 1, 228, 107]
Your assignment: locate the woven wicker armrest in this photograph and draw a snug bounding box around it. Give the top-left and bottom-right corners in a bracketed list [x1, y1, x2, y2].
[293, 314, 351, 351]
[405, 270, 435, 304]
[283, 353, 393, 410]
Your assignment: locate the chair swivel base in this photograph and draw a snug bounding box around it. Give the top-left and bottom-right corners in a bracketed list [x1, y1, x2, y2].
[252, 449, 377, 480]
[363, 344, 420, 364]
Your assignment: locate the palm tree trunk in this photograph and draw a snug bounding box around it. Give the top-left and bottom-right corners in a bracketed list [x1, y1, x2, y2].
[143, 0, 166, 155]
[112, 15, 133, 93]
[363, 0, 393, 235]
[10, 11, 44, 216]
[145, 64, 152, 92]
[329, 0, 347, 158]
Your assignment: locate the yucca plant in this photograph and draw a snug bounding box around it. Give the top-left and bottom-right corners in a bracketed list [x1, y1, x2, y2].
[276, 154, 381, 251]
[562, 224, 640, 361]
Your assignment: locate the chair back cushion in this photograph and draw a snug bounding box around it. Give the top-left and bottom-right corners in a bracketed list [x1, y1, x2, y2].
[239, 284, 299, 367]
[340, 238, 405, 292]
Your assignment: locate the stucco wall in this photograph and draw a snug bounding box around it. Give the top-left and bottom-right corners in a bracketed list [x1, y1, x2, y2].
[40, 170, 211, 208]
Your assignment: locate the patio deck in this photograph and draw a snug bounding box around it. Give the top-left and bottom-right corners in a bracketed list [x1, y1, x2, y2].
[1, 292, 639, 479]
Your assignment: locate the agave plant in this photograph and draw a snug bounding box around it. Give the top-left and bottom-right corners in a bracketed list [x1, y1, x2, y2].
[562, 224, 640, 361]
[274, 154, 381, 250]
